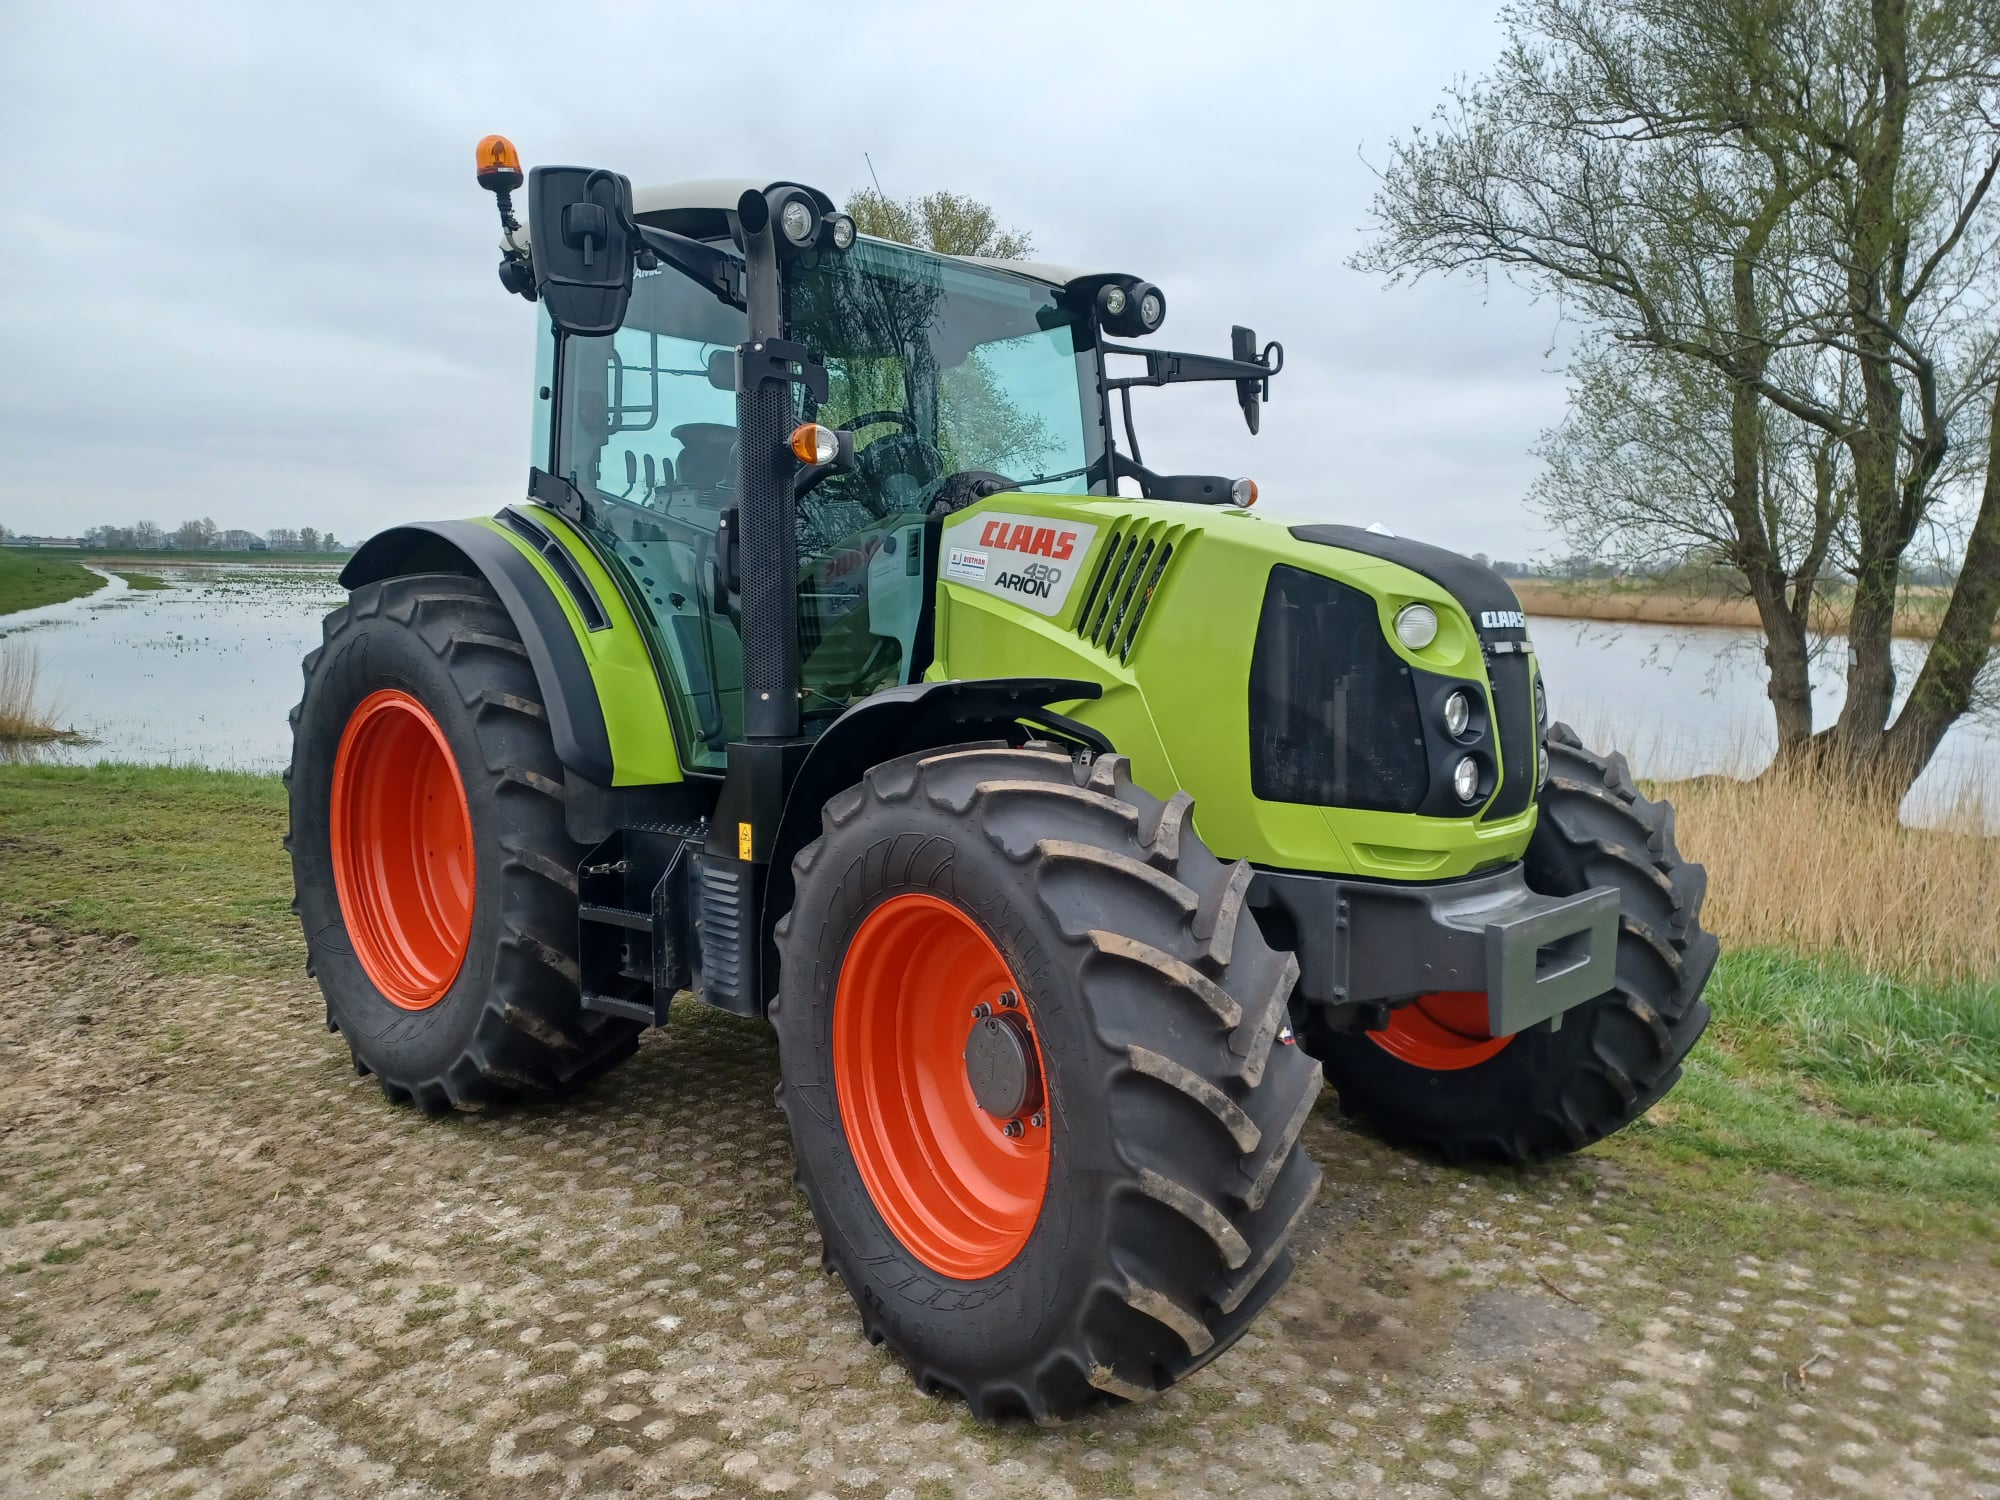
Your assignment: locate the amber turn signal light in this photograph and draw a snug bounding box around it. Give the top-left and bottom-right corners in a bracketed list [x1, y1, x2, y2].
[476, 134, 524, 193]
[1231, 477, 1259, 507]
[791, 423, 839, 465]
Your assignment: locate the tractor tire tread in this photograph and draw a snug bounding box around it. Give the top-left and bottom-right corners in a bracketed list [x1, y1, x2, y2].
[773, 746, 1321, 1425]
[1305, 724, 1714, 1165]
[286, 572, 639, 1113]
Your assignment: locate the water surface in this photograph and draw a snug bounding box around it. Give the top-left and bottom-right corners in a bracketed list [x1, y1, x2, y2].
[5, 566, 1994, 824]
[1, 564, 339, 770]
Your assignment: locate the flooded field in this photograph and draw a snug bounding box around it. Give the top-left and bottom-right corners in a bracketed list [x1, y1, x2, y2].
[2, 560, 1994, 821]
[0, 564, 339, 771]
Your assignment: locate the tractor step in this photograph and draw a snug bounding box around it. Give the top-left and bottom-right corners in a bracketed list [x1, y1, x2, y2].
[576, 828, 699, 1029]
[579, 902, 652, 931]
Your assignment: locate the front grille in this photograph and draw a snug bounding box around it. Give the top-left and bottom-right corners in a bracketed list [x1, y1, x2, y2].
[1249, 566, 1429, 813]
[1072, 518, 1185, 661]
[1486, 649, 1535, 818]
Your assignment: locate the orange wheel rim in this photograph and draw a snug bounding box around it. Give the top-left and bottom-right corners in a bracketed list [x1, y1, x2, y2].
[833, 893, 1051, 1280]
[1367, 990, 1513, 1070]
[330, 689, 475, 1011]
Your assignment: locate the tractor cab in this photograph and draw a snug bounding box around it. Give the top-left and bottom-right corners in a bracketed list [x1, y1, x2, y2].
[523, 177, 1279, 770]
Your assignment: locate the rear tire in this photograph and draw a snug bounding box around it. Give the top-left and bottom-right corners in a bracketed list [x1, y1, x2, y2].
[1302, 723, 1717, 1163]
[773, 744, 1323, 1423]
[286, 572, 639, 1112]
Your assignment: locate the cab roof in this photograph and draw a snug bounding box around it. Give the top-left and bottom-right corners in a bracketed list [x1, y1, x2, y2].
[630, 179, 1124, 293]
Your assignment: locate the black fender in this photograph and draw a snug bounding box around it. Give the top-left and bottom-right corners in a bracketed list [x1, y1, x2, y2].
[340, 517, 617, 785]
[758, 676, 1113, 1005]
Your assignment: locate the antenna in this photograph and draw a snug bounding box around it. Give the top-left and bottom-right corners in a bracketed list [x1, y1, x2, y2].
[864, 152, 886, 199]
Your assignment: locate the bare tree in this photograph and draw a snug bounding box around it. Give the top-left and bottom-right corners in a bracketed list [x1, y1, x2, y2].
[173, 517, 218, 551]
[1355, 0, 2000, 796]
[1533, 341, 1853, 745]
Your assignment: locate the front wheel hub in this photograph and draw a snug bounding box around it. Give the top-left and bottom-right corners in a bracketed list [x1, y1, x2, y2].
[964, 1012, 1042, 1121]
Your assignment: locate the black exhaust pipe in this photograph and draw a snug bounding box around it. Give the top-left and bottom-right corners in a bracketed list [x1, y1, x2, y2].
[732, 191, 802, 743]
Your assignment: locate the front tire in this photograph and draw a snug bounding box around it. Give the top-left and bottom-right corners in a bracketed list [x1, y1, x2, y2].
[773, 745, 1323, 1423]
[286, 572, 639, 1112]
[1304, 724, 1717, 1163]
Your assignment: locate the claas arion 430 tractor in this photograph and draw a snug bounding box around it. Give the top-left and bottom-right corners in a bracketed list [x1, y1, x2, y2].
[286, 136, 1716, 1422]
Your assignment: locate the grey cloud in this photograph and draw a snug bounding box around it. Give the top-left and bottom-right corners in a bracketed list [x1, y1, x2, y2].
[3, 0, 1572, 560]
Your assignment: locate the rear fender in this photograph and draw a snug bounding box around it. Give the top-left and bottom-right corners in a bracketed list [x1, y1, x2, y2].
[340, 510, 681, 789]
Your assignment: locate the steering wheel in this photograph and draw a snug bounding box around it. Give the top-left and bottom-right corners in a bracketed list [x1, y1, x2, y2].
[928, 470, 1018, 515]
[844, 410, 914, 433]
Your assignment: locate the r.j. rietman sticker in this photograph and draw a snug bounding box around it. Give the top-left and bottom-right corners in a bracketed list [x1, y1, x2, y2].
[945, 547, 989, 582]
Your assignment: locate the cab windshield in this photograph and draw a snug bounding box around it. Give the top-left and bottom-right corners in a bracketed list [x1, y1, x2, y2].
[548, 237, 1101, 771]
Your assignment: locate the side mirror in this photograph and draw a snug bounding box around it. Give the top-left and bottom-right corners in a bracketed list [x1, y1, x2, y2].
[527, 166, 637, 337]
[1232, 325, 1266, 435]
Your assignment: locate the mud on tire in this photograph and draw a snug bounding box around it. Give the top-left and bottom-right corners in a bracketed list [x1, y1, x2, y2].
[772, 744, 1324, 1424]
[1304, 723, 1718, 1163]
[286, 572, 639, 1112]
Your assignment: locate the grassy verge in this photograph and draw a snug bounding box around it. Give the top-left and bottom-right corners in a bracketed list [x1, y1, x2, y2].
[0, 763, 293, 972]
[110, 569, 168, 590]
[0, 548, 103, 616]
[0, 762, 1992, 1250]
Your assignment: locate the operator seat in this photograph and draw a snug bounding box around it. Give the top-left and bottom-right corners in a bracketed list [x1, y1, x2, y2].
[672, 423, 737, 499]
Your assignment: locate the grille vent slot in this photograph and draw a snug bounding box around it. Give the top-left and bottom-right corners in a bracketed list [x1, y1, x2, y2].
[1072, 520, 1184, 661]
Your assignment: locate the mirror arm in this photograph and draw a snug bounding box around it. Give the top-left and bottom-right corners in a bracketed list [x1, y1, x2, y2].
[1101, 343, 1278, 389]
[632, 224, 746, 310]
[1107, 450, 1240, 506]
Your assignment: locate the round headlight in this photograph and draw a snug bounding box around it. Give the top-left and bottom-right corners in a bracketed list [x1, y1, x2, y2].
[829, 213, 856, 250]
[1230, 477, 1258, 507]
[1453, 755, 1481, 803]
[1139, 289, 1164, 327]
[1102, 284, 1128, 316]
[1394, 603, 1439, 650]
[1444, 689, 1471, 738]
[779, 197, 817, 245]
[1534, 674, 1548, 730]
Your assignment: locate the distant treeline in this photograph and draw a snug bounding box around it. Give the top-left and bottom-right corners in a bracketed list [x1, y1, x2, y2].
[13, 519, 348, 553]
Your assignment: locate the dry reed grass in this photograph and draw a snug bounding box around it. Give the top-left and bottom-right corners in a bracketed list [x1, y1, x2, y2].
[1656, 761, 1999, 984]
[0, 638, 68, 742]
[1510, 578, 1994, 642]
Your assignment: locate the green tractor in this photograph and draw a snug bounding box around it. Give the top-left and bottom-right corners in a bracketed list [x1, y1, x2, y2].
[285, 137, 1716, 1422]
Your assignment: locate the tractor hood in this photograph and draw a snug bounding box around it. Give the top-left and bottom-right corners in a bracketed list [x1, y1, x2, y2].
[929, 494, 1543, 883]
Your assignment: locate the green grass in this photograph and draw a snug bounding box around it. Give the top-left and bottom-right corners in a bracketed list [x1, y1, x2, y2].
[0, 762, 293, 974]
[110, 570, 168, 590]
[0, 548, 104, 616]
[1616, 950, 2000, 1212]
[0, 762, 1993, 1237]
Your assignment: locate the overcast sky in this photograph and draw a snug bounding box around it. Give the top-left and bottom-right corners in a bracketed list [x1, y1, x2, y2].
[0, 1, 1581, 560]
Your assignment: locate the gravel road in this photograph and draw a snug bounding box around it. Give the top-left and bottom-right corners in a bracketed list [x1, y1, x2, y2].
[3, 919, 1995, 1499]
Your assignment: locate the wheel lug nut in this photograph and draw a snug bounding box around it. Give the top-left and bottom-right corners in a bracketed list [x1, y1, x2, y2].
[998, 990, 1019, 1008]
[1031, 1111, 1045, 1129]
[971, 1003, 992, 1019]
[1003, 1119, 1024, 1138]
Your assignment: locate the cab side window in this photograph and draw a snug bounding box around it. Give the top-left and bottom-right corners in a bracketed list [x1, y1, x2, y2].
[549, 268, 747, 769]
